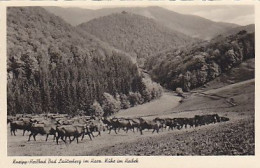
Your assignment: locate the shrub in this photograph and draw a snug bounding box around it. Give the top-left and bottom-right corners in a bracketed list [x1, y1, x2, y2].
[89, 100, 104, 117]
[128, 92, 144, 106]
[120, 94, 131, 109]
[101, 92, 120, 116]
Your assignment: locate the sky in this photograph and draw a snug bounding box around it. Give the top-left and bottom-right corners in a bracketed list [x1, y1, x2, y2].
[164, 5, 254, 25]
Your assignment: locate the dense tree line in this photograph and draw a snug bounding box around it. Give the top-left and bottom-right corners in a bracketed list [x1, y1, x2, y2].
[7, 7, 162, 116]
[145, 30, 255, 91]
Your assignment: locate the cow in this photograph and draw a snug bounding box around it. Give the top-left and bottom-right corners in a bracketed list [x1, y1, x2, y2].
[10, 120, 32, 136]
[116, 118, 135, 133]
[172, 118, 188, 129]
[129, 118, 141, 132]
[81, 119, 106, 139]
[163, 118, 176, 131]
[219, 116, 229, 122]
[101, 117, 119, 134]
[153, 117, 166, 131]
[138, 118, 161, 135]
[28, 122, 57, 142]
[56, 119, 74, 125]
[30, 117, 47, 124]
[56, 124, 89, 144]
[185, 118, 196, 128]
[7, 116, 17, 124]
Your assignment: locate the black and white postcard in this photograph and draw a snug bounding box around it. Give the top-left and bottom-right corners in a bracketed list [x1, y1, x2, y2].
[0, 1, 258, 168]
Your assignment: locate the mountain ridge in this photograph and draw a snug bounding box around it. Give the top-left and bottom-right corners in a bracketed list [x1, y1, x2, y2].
[45, 6, 238, 40]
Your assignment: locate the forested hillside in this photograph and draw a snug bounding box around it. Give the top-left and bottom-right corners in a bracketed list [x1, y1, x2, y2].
[212, 24, 255, 41]
[7, 7, 162, 116]
[78, 12, 194, 66]
[145, 30, 255, 91]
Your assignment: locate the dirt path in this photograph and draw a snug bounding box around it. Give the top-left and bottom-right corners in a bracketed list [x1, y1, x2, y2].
[114, 91, 181, 118]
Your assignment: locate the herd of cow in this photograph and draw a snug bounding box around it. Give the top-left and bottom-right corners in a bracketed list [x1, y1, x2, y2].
[8, 113, 229, 144]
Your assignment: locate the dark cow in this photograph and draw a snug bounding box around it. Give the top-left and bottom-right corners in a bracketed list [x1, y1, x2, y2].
[116, 118, 135, 133]
[153, 117, 166, 131]
[56, 124, 88, 144]
[185, 118, 196, 128]
[164, 118, 176, 131]
[129, 118, 142, 132]
[7, 116, 17, 124]
[101, 117, 119, 134]
[138, 118, 161, 135]
[172, 118, 188, 129]
[85, 119, 106, 137]
[10, 120, 32, 136]
[28, 122, 56, 142]
[219, 116, 230, 122]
